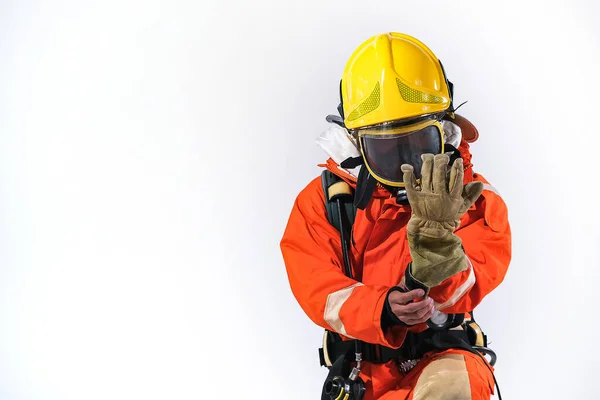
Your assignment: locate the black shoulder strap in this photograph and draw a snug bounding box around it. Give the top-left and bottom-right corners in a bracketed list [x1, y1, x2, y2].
[321, 170, 356, 235]
[319, 170, 363, 374]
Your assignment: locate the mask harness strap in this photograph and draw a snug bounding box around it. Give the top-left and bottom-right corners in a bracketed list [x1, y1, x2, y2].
[340, 156, 378, 211]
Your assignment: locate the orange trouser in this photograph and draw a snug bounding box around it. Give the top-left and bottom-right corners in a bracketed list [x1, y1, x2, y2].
[358, 349, 495, 400]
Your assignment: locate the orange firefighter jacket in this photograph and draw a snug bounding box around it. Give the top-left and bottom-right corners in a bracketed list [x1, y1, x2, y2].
[280, 139, 511, 349]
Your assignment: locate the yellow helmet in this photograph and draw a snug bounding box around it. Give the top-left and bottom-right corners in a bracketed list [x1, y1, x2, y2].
[338, 32, 455, 188]
[341, 32, 453, 130]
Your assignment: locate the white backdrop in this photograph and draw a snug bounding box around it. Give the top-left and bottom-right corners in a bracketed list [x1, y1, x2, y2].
[1, 0, 599, 399]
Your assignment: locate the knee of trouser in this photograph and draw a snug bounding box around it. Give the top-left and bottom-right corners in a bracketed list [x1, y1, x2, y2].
[412, 354, 472, 400]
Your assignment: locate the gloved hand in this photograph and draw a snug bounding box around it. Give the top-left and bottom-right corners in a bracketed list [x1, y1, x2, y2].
[400, 153, 483, 290]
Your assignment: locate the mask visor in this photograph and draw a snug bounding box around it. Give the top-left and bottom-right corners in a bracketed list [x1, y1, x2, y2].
[359, 122, 443, 186]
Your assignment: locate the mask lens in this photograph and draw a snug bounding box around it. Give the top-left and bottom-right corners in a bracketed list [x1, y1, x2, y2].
[360, 124, 442, 184]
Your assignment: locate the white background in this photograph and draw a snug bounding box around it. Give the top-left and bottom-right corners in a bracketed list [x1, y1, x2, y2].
[1, 0, 599, 399]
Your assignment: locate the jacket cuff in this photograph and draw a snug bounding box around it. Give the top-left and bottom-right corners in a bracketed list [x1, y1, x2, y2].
[404, 262, 430, 295]
[374, 288, 407, 349]
[381, 286, 408, 331]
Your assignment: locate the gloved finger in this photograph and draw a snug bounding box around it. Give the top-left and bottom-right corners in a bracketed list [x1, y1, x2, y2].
[461, 181, 484, 211]
[401, 164, 418, 192]
[449, 158, 465, 198]
[420, 153, 434, 192]
[432, 153, 450, 193]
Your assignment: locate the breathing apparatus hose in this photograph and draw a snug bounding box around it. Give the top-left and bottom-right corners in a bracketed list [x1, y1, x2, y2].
[336, 197, 353, 279]
[322, 196, 364, 400]
[335, 196, 361, 367]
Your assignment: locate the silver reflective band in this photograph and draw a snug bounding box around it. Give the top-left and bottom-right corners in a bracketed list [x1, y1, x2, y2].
[482, 183, 501, 197]
[436, 257, 476, 311]
[323, 283, 363, 338]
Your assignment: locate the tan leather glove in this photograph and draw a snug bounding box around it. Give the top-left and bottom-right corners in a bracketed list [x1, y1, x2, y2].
[400, 153, 483, 290]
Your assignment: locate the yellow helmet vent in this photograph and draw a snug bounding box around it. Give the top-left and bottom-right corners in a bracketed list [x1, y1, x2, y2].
[396, 78, 443, 104]
[347, 82, 381, 121]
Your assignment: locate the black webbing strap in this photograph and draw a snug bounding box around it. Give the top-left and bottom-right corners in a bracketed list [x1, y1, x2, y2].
[320, 329, 472, 366]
